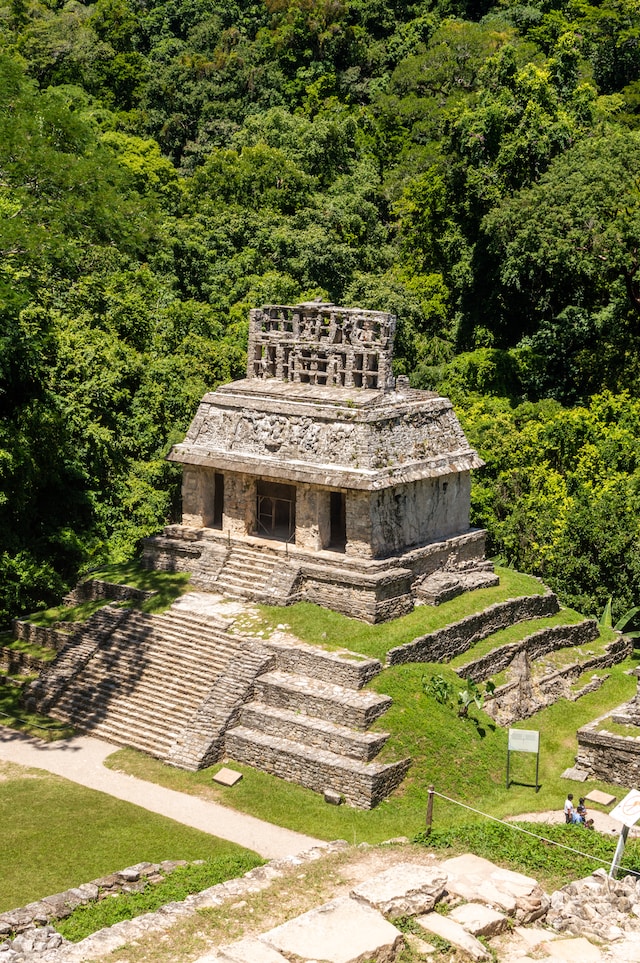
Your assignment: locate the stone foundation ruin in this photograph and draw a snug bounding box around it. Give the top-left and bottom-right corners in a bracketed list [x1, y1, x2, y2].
[143, 302, 495, 621]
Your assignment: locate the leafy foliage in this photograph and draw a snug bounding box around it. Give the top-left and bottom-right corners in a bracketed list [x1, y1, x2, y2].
[0, 0, 639, 620]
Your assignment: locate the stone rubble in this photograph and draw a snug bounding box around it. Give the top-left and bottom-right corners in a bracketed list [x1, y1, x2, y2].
[6, 845, 640, 962]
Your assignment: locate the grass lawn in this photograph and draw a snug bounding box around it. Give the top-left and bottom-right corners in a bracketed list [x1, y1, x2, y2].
[0, 681, 74, 741]
[242, 566, 546, 661]
[106, 654, 639, 858]
[0, 762, 262, 913]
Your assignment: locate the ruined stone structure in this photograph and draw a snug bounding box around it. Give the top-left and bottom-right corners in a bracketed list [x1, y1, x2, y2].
[576, 669, 640, 784]
[144, 302, 493, 622]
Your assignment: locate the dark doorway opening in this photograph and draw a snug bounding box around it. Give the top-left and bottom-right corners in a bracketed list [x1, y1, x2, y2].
[257, 480, 296, 541]
[212, 473, 224, 529]
[329, 491, 346, 551]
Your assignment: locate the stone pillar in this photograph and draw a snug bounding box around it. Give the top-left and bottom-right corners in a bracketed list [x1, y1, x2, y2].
[295, 484, 320, 551]
[181, 466, 215, 527]
[345, 491, 374, 558]
[317, 489, 331, 550]
[223, 472, 255, 537]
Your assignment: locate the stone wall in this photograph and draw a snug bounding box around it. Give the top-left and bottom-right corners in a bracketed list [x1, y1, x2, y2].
[67, 580, 156, 605]
[267, 639, 382, 689]
[12, 621, 74, 651]
[247, 303, 397, 391]
[223, 729, 410, 809]
[370, 473, 470, 557]
[458, 619, 600, 683]
[386, 590, 559, 666]
[486, 634, 631, 724]
[576, 724, 640, 784]
[0, 861, 190, 937]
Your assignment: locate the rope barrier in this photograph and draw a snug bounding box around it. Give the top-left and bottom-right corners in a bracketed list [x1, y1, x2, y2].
[427, 788, 640, 876]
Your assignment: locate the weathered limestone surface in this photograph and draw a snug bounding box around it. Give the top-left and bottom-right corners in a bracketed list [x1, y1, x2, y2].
[441, 854, 549, 923]
[488, 634, 631, 725]
[416, 912, 491, 961]
[449, 902, 509, 938]
[350, 863, 447, 917]
[260, 896, 403, 963]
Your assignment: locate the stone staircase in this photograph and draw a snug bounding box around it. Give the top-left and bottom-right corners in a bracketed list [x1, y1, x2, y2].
[25, 607, 273, 768]
[224, 639, 411, 809]
[208, 544, 278, 599]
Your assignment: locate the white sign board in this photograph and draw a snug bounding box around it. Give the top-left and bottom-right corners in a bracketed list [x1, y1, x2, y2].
[508, 729, 540, 754]
[610, 789, 640, 828]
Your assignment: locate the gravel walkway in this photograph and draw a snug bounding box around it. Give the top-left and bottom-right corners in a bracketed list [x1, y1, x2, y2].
[0, 728, 321, 859]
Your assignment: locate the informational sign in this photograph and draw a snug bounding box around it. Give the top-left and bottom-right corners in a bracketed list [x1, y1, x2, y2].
[506, 729, 540, 791]
[508, 729, 540, 754]
[610, 789, 640, 828]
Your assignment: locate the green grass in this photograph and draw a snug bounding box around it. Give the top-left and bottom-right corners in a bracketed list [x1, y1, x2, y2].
[594, 718, 640, 738]
[106, 653, 639, 865]
[86, 561, 192, 614]
[0, 681, 74, 741]
[56, 855, 262, 942]
[416, 821, 640, 891]
[0, 763, 262, 913]
[23, 564, 192, 628]
[250, 566, 546, 661]
[448, 606, 592, 670]
[21, 599, 108, 628]
[1, 637, 58, 662]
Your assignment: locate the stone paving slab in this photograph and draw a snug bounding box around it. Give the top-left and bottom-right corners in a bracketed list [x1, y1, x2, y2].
[441, 854, 540, 917]
[606, 935, 640, 961]
[540, 936, 603, 961]
[416, 911, 490, 961]
[217, 937, 290, 962]
[213, 767, 243, 787]
[261, 896, 403, 963]
[350, 861, 447, 917]
[449, 902, 508, 937]
[586, 789, 617, 806]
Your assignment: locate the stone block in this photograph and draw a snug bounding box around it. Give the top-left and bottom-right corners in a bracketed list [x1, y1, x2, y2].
[586, 790, 616, 806]
[261, 896, 402, 963]
[561, 767, 589, 782]
[324, 788, 343, 805]
[449, 902, 508, 937]
[416, 912, 490, 960]
[351, 863, 447, 918]
[217, 937, 290, 962]
[540, 937, 604, 961]
[213, 767, 243, 787]
[441, 854, 548, 922]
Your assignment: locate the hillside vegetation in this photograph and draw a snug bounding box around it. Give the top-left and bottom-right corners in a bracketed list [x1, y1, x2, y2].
[1, 0, 639, 623]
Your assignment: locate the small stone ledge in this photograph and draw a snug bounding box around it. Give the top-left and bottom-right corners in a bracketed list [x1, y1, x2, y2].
[66, 580, 157, 605]
[32, 842, 348, 963]
[386, 590, 560, 666]
[458, 619, 600, 684]
[254, 671, 392, 729]
[0, 861, 190, 937]
[266, 638, 382, 689]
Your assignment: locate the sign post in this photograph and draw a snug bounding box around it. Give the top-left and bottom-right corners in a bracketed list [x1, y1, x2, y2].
[608, 789, 640, 877]
[506, 729, 540, 791]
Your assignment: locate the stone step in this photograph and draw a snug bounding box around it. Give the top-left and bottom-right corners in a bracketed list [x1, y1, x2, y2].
[254, 671, 391, 730]
[68, 650, 232, 690]
[239, 702, 389, 761]
[53, 671, 213, 713]
[224, 725, 410, 809]
[52, 683, 203, 726]
[104, 618, 238, 655]
[266, 639, 381, 690]
[97, 645, 236, 678]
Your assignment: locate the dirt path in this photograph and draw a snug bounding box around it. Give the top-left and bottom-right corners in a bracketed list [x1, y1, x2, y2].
[0, 727, 320, 859]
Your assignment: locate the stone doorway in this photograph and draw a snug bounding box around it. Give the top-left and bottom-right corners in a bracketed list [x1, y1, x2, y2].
[329, 491, 346, 551]
[212, 473, 224, 529]
[257, 481, 296, 542]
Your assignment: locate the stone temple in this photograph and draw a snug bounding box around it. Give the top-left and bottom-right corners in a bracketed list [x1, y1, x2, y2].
[143, 302, 495, 621]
